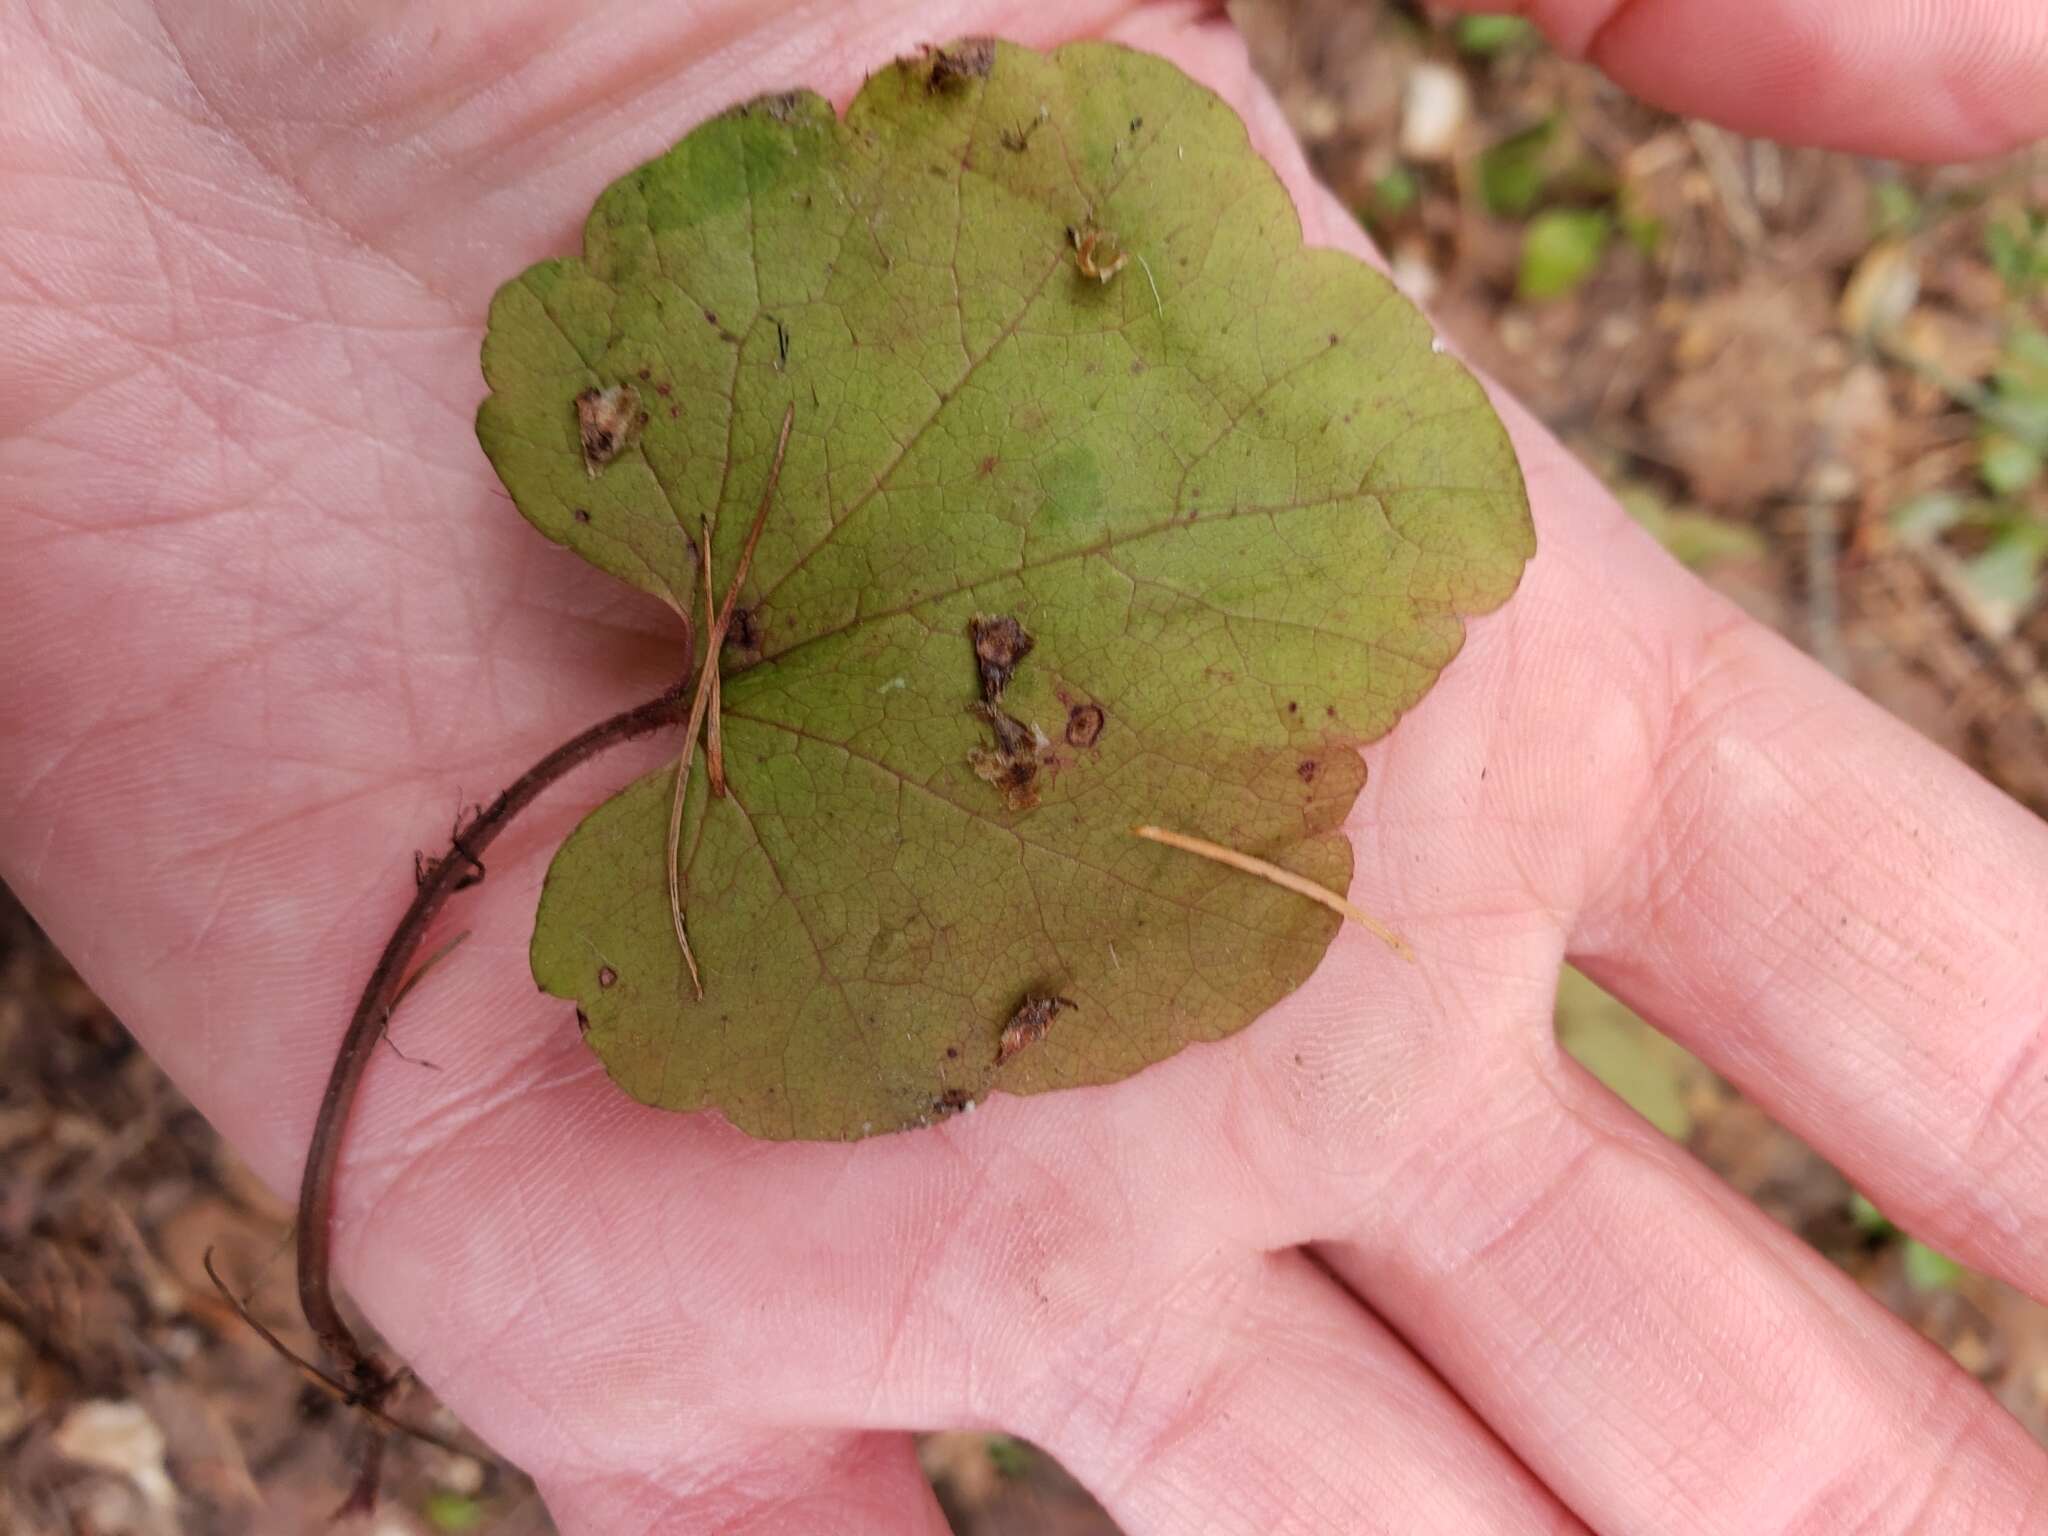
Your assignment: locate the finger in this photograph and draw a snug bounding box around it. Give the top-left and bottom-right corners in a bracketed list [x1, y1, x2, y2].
[1543, 438, 2048, 1297]
[1433, 0, 2048, 159]
[538, 1431, 952, 1535]
[1315, 1037, 2048, 1534]
[1240, 43, 2048, 1323]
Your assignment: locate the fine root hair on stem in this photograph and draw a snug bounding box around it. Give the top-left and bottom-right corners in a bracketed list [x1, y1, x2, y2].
[1130, 823, 1415, 962]
[665, 403, 796, 996]
[203, 1248, 467, 1458]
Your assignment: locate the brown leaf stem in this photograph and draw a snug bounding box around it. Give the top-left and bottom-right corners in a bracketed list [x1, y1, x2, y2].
[292, 674, 696, 1508]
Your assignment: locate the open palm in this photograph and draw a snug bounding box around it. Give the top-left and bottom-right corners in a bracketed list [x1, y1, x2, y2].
[7, 2, 2048, 1530]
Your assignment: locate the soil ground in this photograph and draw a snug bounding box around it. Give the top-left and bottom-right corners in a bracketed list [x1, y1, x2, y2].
[5, 5, 2044, 1531]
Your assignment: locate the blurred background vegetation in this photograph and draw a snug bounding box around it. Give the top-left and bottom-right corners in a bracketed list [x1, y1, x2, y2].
[4, 5, 2043, 1531]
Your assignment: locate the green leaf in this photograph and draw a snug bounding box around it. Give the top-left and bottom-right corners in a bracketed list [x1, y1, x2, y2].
[1618, 485, 1764, 571]
[1847, 1192, 1896, 1238]
[1555, 968, 1699, 1140]
[1365, 165, 1420, 225]
[1901, 1239, 1964, 1293]
[1455, 15, 1536, 55]
[1870, 180, 1919, 238]
[1979, 433, 2043, 497]
[1986, 214, 2048, 299]
[1517, 208, 1611, 302]
[985, 1435, 1034, 1478]
[425, 1494, 484, 1533]
[478, 41, 1533, 1139]
[1620, 209, 1666, 257]
[1961, 520, 2048, 629]
[1477, 119, 1556, 218]
[1888, 491, 1968, 545]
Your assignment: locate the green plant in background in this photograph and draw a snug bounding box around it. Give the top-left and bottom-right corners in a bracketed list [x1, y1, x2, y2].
[985, 1436, 1035, 1479]
[1987, 206, 2048, 300]
[1453, 14, 1536, 57]
[1902, 1240, 1967, 1293]
[1848, 1192, 1968, 1293]
[1616, 483, 1766, 571]
[1468, 106, 1649, 301]
[1518, 207, 1613, 301]
[1478, 117, 1556, 219]
[1871, 178, 1923, 240]
[1554, 968, 1703, 1141]
[1889, 208, 2048, 634]
[424, 1492, 485, 1532]
[1360, 163, 1421, 235]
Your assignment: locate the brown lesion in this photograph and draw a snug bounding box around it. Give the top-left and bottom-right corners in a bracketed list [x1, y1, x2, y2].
[575, 384, 645, 476]
[1064, 702, 1105, 749]
[923, 37, 995, 92]
[968, 739, 1043, 811]
[969, 614, 1033, 702]
[1068, 224, 1129, 284]
[998, 994, 1075, 1064]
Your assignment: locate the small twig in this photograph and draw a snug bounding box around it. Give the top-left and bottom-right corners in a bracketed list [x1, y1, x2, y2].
[1685, 121, 1765, 251]
[1131, 823, 1414, 962]
[664, 404, 796, 996]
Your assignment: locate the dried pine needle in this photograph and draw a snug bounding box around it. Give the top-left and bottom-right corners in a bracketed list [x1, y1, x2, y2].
[1131, 824, 1414, 962]
[665, 404, 795, 998]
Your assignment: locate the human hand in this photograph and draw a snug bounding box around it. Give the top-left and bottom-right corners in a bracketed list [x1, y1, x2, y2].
[5, 2, 2047, 1531]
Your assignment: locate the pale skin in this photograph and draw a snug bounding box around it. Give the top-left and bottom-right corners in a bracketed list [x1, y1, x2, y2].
[4, 0, 2048, 1529]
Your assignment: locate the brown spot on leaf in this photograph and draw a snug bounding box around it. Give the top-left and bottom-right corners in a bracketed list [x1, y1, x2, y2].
[635, 366, 651, 381]
[968, 702, 1051, 810]
[1285, 700, 1299, 714]
[575, 384, 642, 476]
[931, 1087, 973, 1118]
[734, 89, 806, 122]
[1296, 759, 1318, 784]
[978, 454, 998, 476]
[925, 37, 995, 92]
[1064, 702, 1105, 749]
[724, 607, 761, 654]
[998, 995, 1075, 1064]
[969, 743, 1040, 811]
[969, 614, 1033, 703]
[1068, 224, 1128, 284]
[572, 507, 592, 524]
[972, 701, 1034, 758]
[598, 965, 617, 989]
